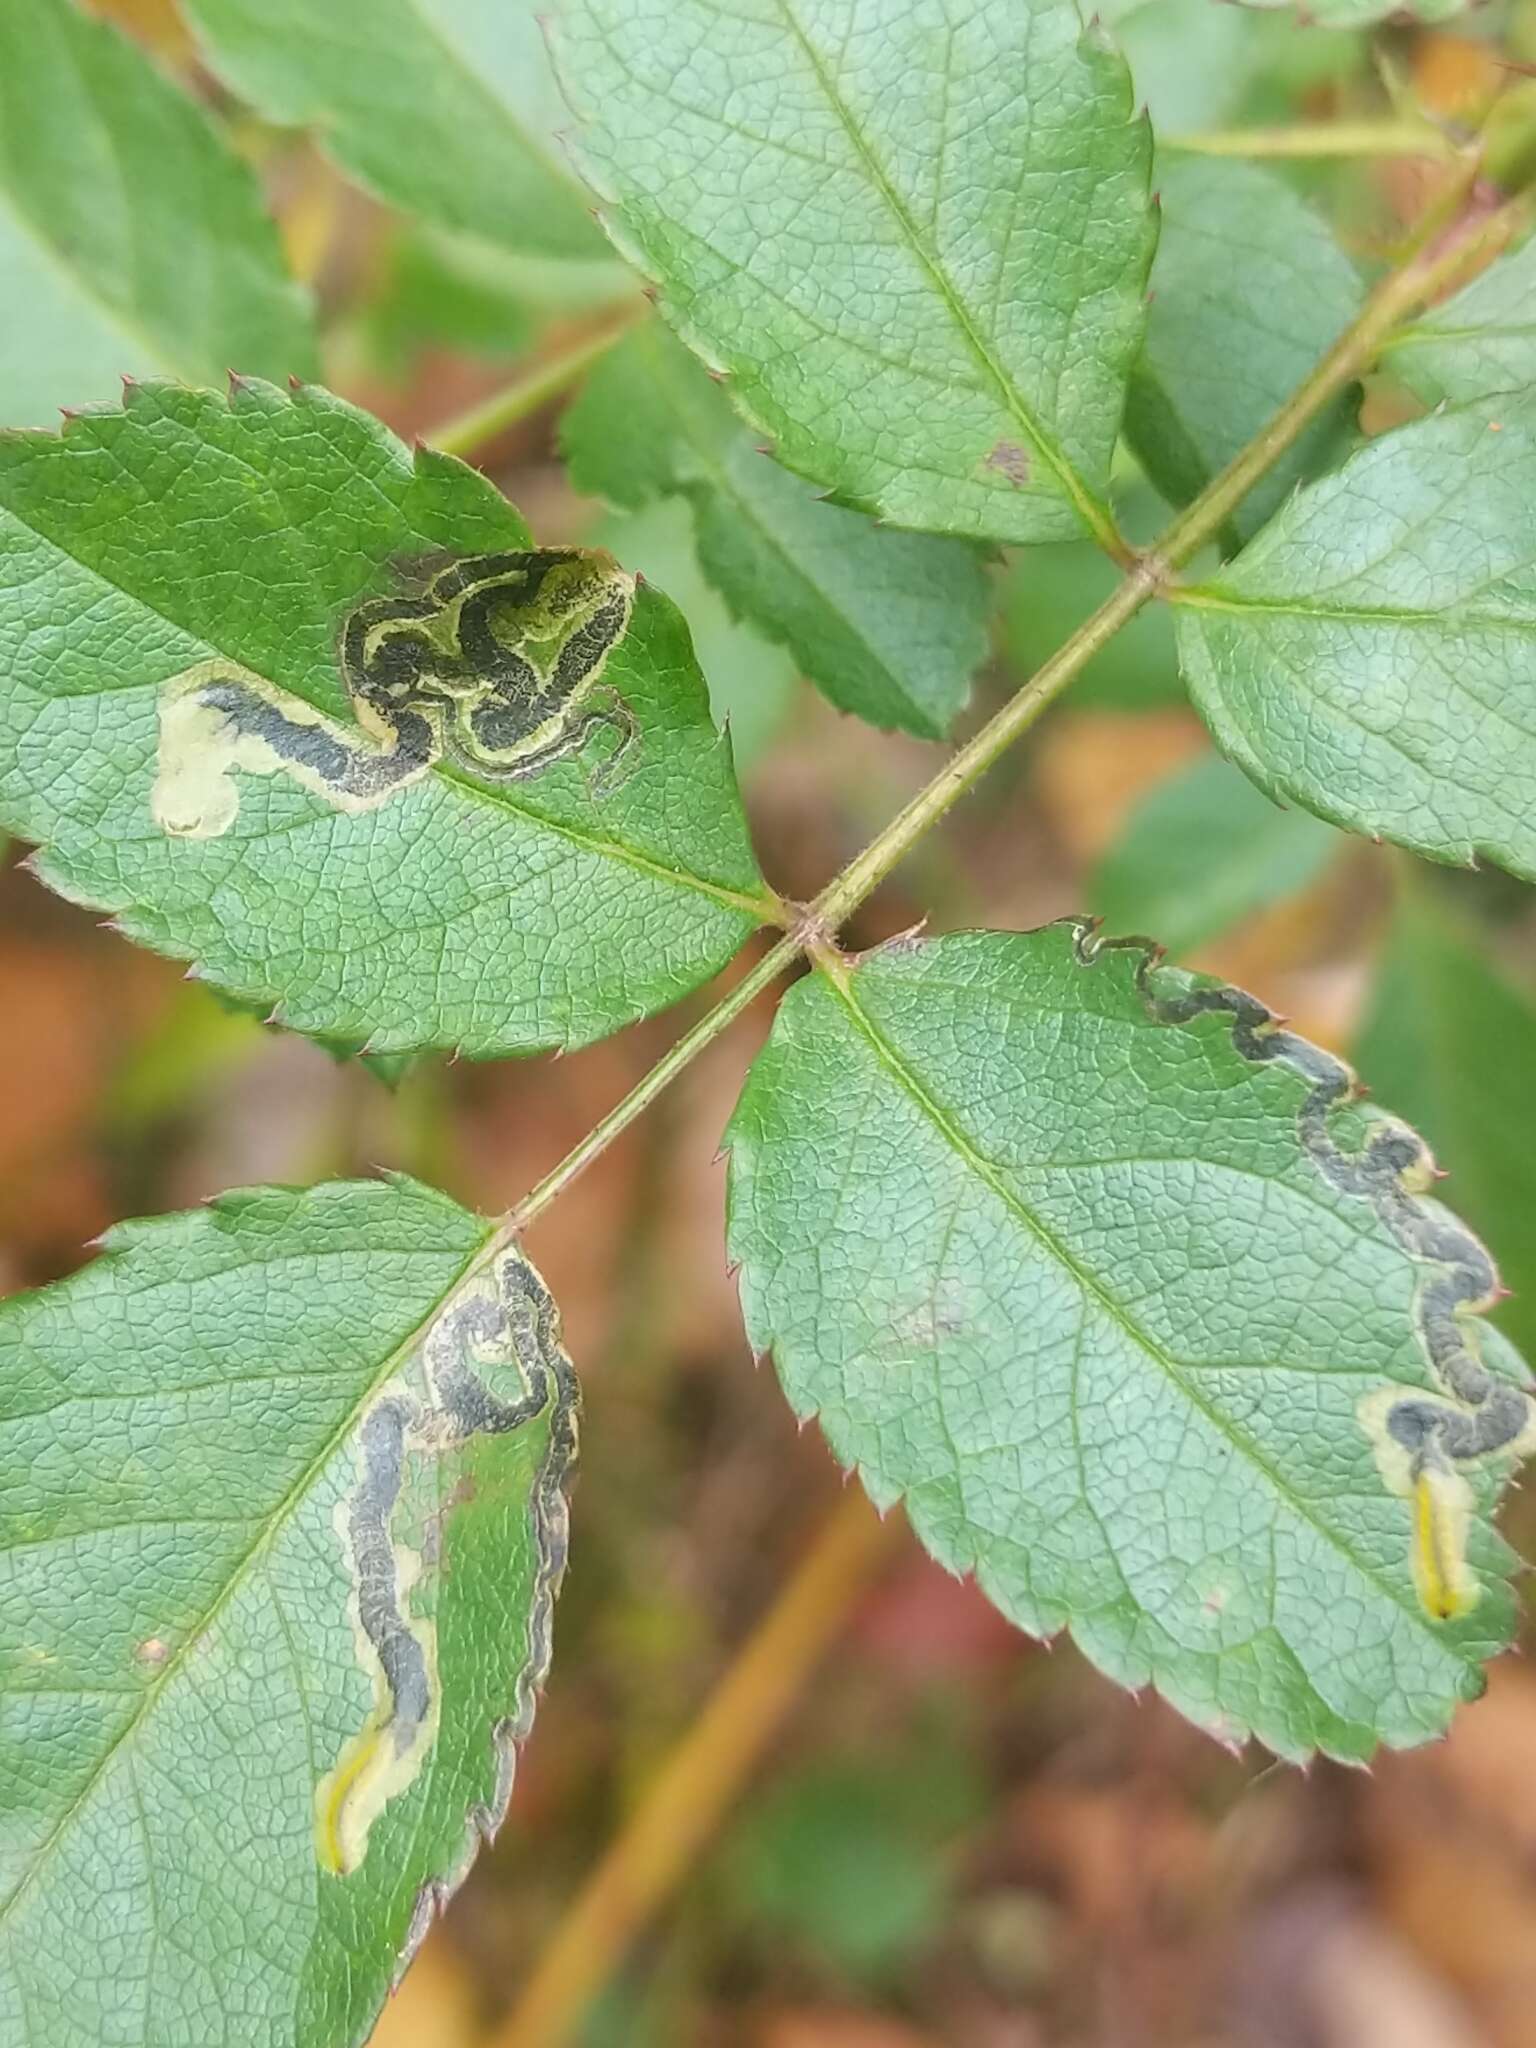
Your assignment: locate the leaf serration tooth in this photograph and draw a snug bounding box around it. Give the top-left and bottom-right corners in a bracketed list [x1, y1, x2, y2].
[1072, 913, 1535, 1624]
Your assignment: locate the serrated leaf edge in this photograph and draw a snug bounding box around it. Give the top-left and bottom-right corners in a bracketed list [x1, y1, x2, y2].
[0, 1183, 579, 2048]
[0, 378, 772, 1057]
[544, 4, 1156, 546]
[724, 918, 1532, 1762]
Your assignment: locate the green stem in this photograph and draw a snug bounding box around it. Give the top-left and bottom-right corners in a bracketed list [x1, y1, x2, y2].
[485, 178, 1525, 1238]
[427, 304, 646, 459]
[503, 934, 799, 1235]
[809, 559, 1160, 930]
[1164, 121, 1456, 162]
[1156, 173, 1515, 572]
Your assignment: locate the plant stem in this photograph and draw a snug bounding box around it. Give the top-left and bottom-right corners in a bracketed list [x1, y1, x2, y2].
[1155, 170, 1517, 573]
[503, 935, 799, 1237]
[1164, 121, 1457, 162]
[809, 558, 1161, 931]
[487, 1489, 899, 2048]
[489, 175, 1524, 1241]
[427, 304, 646, 460]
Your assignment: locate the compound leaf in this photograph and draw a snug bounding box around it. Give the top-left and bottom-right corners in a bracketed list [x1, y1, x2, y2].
[726, 923, 1533, 1760]
[0, 378, 770, 1059]
[1129, 158, 1361, 544]
[565, 325, 990, 737]
[1174, 400, 1536, 882]
[553, 0, 1156, 549]
[180, 0, 606, 261]
[0, 1177, 576, 2048]
[0, 0, 315, 429]
[1090, 752, 1341, 957]
[1355, 890, 1536, 1364]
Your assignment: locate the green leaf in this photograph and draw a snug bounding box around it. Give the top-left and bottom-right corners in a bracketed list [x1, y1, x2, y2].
[1105, 0, 1363, 132]
[1090, 752, 1341, 957]
[725, 1753, 978, 1985]
[0, 378, 770, 1059]
[1231, 0, 1464, 21]
[725, 923, 1534, 1759]
[180, 0, 606, 261]
[0, 1176, 576, 2048]
[359, 224, 537, 375]
[593, 498, 800, 773]
[1173, 401, 1536, 882]
[1128, 159, 1361, 544]
[1382, 234, 1536, 409]
[0, 0, 315, 429]
[565, 325, 990, 738]
[553, 0, 1156, 549]
[1355, 890, 1536, 1364]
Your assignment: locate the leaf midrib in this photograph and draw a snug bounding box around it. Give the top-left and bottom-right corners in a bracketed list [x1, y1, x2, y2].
[0, 498, 770, 924]
[821, 968, 1453, 1655]
[1173, 585, 1536, 631]
[0, 1223, 499, 1934]
[764, 0, 1118, 548]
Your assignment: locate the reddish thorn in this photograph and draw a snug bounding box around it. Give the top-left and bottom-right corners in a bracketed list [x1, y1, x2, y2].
[706, 367, 727, 382]
[633, 568, 647, 588]
[228, 369, 247, 392]
[289, 374, 305, 393]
